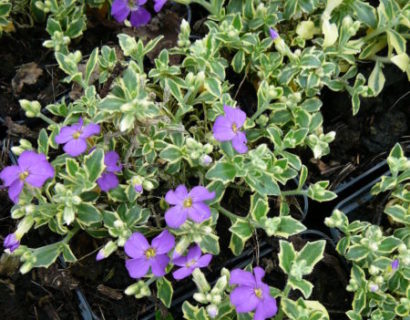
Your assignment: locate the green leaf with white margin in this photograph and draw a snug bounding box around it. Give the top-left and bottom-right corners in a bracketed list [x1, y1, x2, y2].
[232, 50, 245, 73]
[84, 148, 105, 182]
[37, 128, 49, 155]
[229, 233, 246, 256]
[157, 277, 173, 308]
[281, 298, 300, 319]
[279, 240, 296, 274]
[206, 162, 237, 182]
[345, 245, 369, 261]
[61, 243, 77, 263]
[245, 170, 280, 196]
[307, 181, 337, 202]
[160, 145, 182, 163]
[288, 277, 314, 298]
[229, 218, 253, 241]
[77, 203, 102, 225]
[85, 48, 99, 85]
[250, 193, 269, 222]
[385, 205, 409, 225]
[368, 61, 385, 96]
[297, 240, 326, 274]
[263, 216, 306, 238]
[387, 30, 406, 55]
[204, 78, 222, 97]
[199, 233, 220, 255]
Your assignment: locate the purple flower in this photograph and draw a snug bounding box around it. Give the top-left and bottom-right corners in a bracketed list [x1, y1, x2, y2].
[97, 151, 122, 192]
[230, 267, 278, 320]
[3, 233, 20, 252]
[154, 0, 167, 12]
[391, 259, 399, 270]
[213, 105, 248, 154]
[269, 28, 279, 40]
[135, 184, 143, 193]
[124, 230, 175, 278]
[165, 185, 215, 228]
[55, 118, 100, 157]
[96, 249, 105, 261]
[111, 0, 151, 28]
[172, 245, 212, 280]
[0, 151, 54, 203]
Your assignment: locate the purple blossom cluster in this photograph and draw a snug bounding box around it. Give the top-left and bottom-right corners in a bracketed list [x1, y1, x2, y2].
[111, 0, 167, 28]
[123, 231, 212, 280]
[213, 105, 248, 154]
[230, 267, 278, 320]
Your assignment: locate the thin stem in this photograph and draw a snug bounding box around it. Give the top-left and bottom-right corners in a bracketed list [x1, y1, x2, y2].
[275, 282, 291, 320]
[63, 224, 80, 244]
[281, 189, 308, 197]
[217, 205, 239, 221]
[38, 113, 57, 125]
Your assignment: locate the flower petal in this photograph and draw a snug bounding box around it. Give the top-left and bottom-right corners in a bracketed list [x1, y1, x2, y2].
[187, 202, 211, 223]
[111, 0, 130, 22]
[232, 131, 248, 154]
[0, 165, 20, 187]
[151, 254, 169, 277]
[63, 138, 88, 157]
[4, 233, 19, 252]
[17, 151, 47, 170]
[224, 105, 246, 128]
[172, 255, 187, 267]
[154, 0, 167, 12]
[213, 116, 235, 141]
[230, 269, 256, 287]
[254, 296, 278, 320]
[8, 179, 24, 203]
[165, 205, 187, 228]
[124, 232, 150, 259]
[138, 0, 147, 4]
[253, 267, 265, 287]
[172, 266, 193, 280]
[96, 172, 119, 192]
[104, 151, 122, 172]
[152, 230, 175, 255]
[55, 126, 77, 144]
[80, 123, 100, 139]
[125, 257, 150, 279]
[196, 254, 212, 268]
[230, 286, 259, 313]
[189, 186, 215, 202]
[129, 7, 151, 28]
[187, 245, 202, 261]
[165, 185, 188, 205]
[24, 159, 54, 187]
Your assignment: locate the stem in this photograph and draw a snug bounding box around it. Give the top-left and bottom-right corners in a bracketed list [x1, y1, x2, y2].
[38, 113, 57, 125]
[217, 205, 240, 221]
[146, 276, 157, 286]
[281, 189, 308, 197]
[275, 282, 291, 320]
[63, 224, 80, 244]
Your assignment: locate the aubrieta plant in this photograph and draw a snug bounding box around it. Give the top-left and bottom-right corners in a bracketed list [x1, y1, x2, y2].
[1, 0, 409, 319]
[326, 143, 410, 320]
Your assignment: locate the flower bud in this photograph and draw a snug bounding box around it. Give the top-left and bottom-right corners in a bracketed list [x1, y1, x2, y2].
[193, 292, 207, 303]
[19, 99, 41, 118]
[193, 269, 210, 293]
[201, 154, 212, 166]
[207, 305, 218, 319]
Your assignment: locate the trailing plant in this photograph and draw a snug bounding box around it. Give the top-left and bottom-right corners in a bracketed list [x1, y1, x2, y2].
[326, 143, 410, 320]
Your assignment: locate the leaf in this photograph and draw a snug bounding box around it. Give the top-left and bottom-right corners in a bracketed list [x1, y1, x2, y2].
[160, 145, 182, 163]
[229, 233, 246, 256]
[288, 277, 313, 298]
[368, 61, 385, 96]
[157, 278, 173, 308]
[77, 203, 102, 225]
[229, 218, 253, 240]
[387, 30, 406, 54]
[85, 48, 99, 85]
[199, 233, 220, 255]
[279, 240, 296, 274]
[250, 194, 269, 222]
[84, 148, 105, 182]
[297, 240, 325, 274]
[37, 128, 49, 155]
[346, 245, 369, 261]
[232, 50, 245, 73]
[245, 171, 280, 196]
[206, 162, 236, 182]
[29, 243, 61, 270]
[204, 78, 222, 97]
